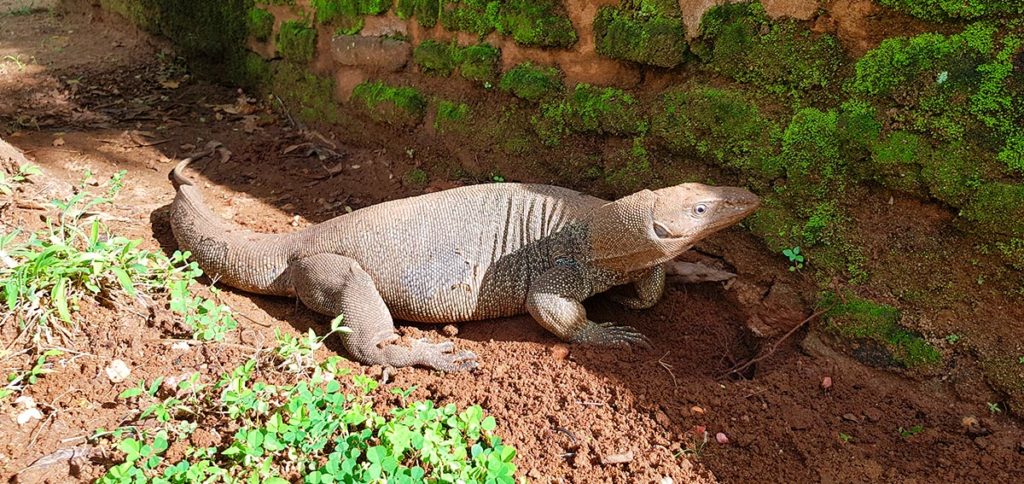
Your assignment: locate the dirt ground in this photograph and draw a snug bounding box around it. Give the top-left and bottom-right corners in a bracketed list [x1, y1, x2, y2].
[2, 3, 1024, 483]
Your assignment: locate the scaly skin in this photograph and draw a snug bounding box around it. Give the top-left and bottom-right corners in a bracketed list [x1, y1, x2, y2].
[169, 158, 759, 371]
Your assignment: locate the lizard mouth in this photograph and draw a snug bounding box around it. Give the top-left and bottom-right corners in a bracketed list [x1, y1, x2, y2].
[652, 222, 677, 239]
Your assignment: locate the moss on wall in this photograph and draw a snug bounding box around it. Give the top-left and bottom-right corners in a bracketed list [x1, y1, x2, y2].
[821, 292, 942, 368]
[499, 63, 564, 102]
[593, 0, 687, 68]
[413, 41, 501, 83]
[277, 20, 318, 64]
[695, 2, 842, 96]
[351, 81, 428, 127]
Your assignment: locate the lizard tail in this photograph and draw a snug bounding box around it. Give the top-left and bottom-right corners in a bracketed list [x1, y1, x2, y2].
[169, 157, 195, 189]
[168, 159, 296, 297]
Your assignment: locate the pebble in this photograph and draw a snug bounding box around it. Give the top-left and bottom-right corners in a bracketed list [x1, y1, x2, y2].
[105, 359, 131, 383]
[864, 408, 883, 422]
[660, 478, 674, 484]
[171, 341, 190, 351]
[17, 407, 43, 426]
[842, 413, 859, 423]
[600, 451, 634, 465]
[549, 344, 570, 360]
[690, 405, 706, 415]
[716, 432, 730, 444]
[821, 376, 833, 390]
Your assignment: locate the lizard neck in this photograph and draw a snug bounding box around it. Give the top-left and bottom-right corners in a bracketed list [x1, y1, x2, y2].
[585, 190, 690, 273]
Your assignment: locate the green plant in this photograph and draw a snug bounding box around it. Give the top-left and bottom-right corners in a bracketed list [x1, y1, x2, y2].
[498, 62, 563, 102]
[396, 0, 440, 28]
[276, 20, 317, 63]
[100, 354, 517, 482]
[898, 424, 924, 437]
[272, 62, 340, 124]
[458, 43, 501, 83]
[351, 80, 427, 127]
[0, 162, 40, 195]
[414, 41, 501, 83]
[1, 171, 238, 345]
[878, 0, 1022, 21]
[783, 246, 805, 271]
[945, 333, 961, 344]
[0, 349, 62, 401]
[497, 0, 577, 47]
[838, 432, 853, 443]
[246, 7, 274, 41]
[274, 315, 349, 373]
[414, 40, 459, 76]
[987, 402, 1002, 414]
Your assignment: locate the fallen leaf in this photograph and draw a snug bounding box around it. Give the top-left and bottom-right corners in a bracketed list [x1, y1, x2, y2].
[160, 80, 180, 89]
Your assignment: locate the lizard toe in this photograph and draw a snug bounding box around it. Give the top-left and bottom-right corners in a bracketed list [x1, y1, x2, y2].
[412, 340, 478, 372]
[574, 322, 651, 348]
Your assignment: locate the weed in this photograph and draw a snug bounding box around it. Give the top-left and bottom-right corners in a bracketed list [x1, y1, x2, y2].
[274, 315, 349, 374]
[491, 174, 506, 183]
[838, 432, 854, 443]
[499, 62, 563, 102]
[276, 20, 317, 64]
[100, 353, 517, 482]
[0, 162, 41, 195]
[0, 349, 62, 401]
[1, 171, 239, 345]
[1, 54, 27, 71]
[987, 401, 1002, 414]
[351, 80, 427, 127]
[945, 333, 961, 344]
[898, 424, 924, 437]
[783, 246, 805, 271]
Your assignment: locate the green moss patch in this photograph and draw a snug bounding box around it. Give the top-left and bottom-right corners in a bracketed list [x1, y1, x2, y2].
[821, 292, 942, 368]
[879, 0, 1023, 21]
[497, 0, 577, 48]
[593, 0, 687, 68]
[434, 100, 471, 133]
[651, 86, 779, 179]
[695, 2, 842, 95]
[277, 20, 318, 64]
[531, 84, 646, 145]
[777, 108, 845, 202]
[272, 63, 340, 124]
[867, 131, 928, 194]
[406, 0, 576, 47]
[961, 182, 1024, 238]
[499, 63, 564, 102]
[247, 8, 275, 42]
[351, 81, 427, 127]
[413, 41, 500, 83]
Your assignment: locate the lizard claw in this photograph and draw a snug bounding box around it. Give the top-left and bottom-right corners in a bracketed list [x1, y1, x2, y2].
[411, 338, 479, 372]
[572, 322, 652, 349]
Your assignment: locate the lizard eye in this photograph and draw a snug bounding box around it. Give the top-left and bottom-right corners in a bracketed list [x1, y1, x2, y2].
[693, 204, 708, 216]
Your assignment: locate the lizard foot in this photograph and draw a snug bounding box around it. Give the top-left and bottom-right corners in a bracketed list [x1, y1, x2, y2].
[571, 322, 651, 349]
[410, 339, 479, 372]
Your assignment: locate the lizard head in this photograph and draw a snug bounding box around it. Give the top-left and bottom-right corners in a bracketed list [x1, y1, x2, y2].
[649, 183, 760, 243]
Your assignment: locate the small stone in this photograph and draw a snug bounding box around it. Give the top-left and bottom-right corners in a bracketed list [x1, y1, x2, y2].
[330, 35, 412, 72]
[660, 478, 674, 484]
[549, 344, 570, 360]
[716, 432, 730, 444]
[842, 413, 859, 423]
[171, 341, 190, 351]
[441, 325, 459, 337]
[690, 405, 706, 415]
[105, 359, 131, 383]
[17, 407, 43, 425]
[600, 451, 634, 465]
[821, 376, 833, 390]
[14, 396, 36, 409]
[961, 416, 979, 428]
[655, 410, 672, 428]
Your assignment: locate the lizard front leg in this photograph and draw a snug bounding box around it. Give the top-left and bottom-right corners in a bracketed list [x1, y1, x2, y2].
[291, 253, 477, 372]
[526, 266, 650, 347]
[608, 265, 666, 310]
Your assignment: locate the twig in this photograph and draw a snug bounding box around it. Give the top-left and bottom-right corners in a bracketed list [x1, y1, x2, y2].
[718, 305, 834, 379]
[657, 352, 679, 389]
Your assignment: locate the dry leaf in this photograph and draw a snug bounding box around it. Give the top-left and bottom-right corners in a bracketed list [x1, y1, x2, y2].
[160, 80, 180, 89]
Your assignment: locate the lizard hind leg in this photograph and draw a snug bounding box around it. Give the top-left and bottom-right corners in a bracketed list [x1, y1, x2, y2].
[290, 253, 477, 372]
